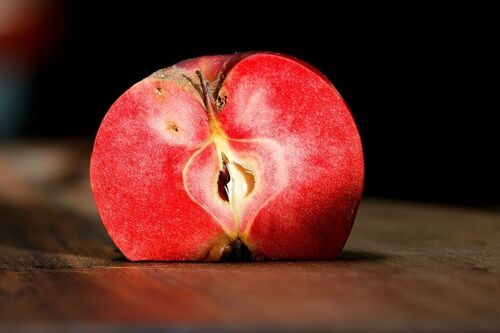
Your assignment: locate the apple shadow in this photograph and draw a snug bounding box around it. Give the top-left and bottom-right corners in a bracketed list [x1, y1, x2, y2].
[337, 250, 387, 262]
[0, 199, 126, 269]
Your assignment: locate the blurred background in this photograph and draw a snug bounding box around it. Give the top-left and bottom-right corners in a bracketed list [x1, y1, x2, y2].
[0, 1, 498, 208]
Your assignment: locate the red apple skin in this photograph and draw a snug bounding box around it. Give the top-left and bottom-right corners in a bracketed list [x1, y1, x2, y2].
[90, 52, 364, 261]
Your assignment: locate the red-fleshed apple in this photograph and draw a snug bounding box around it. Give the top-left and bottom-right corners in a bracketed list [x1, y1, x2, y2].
[90, 52, 364, 261]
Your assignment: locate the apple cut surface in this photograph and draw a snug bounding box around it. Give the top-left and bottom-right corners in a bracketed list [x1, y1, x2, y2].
[90, 53, 364, 261]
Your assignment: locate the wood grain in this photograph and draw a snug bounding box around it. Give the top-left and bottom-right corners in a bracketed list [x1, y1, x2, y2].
[1, 142, 499, 332]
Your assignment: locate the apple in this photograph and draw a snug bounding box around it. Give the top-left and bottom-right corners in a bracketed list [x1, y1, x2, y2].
[90, 52, 364, 261]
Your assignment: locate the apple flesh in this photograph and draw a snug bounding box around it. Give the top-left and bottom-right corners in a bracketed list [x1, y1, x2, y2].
[90, 52, 364, 261]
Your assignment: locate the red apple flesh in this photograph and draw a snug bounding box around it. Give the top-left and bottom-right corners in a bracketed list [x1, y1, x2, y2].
[90, 52, 364, 261]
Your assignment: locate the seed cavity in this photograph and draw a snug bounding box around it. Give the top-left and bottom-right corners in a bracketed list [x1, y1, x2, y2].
[217, 162, 230, 202]
[216, 152, 255, 205]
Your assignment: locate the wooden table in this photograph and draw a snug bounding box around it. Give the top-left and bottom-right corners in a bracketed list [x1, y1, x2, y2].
[1, 142, 499, 332]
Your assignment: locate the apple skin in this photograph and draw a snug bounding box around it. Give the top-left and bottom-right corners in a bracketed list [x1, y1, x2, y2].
[90, 52, 364, 261]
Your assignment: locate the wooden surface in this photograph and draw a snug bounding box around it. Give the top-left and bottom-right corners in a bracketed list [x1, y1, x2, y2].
[0, 142, 499, 332]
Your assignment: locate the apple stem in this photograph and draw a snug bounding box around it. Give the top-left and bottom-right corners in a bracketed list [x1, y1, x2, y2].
[195, 70, 218, 119]
[192, 70, 228, 144]
[181, 74, 203, 97]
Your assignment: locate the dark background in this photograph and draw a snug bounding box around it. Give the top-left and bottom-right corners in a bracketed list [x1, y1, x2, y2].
[3, 2, 498, 207]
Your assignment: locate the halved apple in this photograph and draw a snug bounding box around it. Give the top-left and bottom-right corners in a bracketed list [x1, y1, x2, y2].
[90, 52, 364, 261]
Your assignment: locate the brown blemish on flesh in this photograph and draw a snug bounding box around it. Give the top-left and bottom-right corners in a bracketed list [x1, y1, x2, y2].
[166, 121, 179, 132]
[216, 89, 227, 110]
[156, 86, 163, 96]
